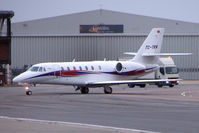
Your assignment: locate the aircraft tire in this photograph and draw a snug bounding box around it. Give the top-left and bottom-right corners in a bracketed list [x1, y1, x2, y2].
[158, 84, 163, 88]
[80, 87, 89, 94]
[169, 84, 174, 87]
[104, 87, 112, 94]
[128, 84, 135, 88]
[26, 91, 32, 95]
[139, 84, 146, 88]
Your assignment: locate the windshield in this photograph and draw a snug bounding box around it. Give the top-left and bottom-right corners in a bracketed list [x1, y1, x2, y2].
[165, 67, 179, 74]
[29, 66, 39, 72]
[28, 66, 46, 72]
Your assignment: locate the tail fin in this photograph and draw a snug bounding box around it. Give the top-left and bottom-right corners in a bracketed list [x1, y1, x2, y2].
[133, 28, 165, 64]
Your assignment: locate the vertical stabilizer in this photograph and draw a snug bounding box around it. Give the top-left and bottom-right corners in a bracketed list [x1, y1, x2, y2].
[133, 28, 165, 64]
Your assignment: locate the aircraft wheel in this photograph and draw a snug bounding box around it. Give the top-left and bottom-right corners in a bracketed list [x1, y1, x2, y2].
[26, 90, 32, 95]
[139, 84, 146, 88]
[158, 84, 163, 87]
[104, 86, 112, 94]
[169, 84, 174, 87]
[80, 87, 89, 94]
[128, 84, 135, 88]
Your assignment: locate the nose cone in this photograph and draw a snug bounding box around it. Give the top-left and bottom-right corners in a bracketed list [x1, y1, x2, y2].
[13, 72, 27, 83]
[13, 75, 22, 83]
[13, 71, 34, 83]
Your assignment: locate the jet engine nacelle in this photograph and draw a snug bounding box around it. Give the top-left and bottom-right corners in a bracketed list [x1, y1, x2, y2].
[115, 61, 145, 74]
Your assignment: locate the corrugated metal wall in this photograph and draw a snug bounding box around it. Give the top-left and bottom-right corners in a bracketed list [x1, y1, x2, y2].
[11, 35, 199, 79]
[163, 35, 199, 80]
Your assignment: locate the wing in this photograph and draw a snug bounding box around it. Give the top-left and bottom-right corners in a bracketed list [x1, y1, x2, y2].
[87, 79, 180, 86]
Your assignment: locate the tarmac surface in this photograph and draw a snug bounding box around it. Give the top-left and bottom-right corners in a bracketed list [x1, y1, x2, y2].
[0, 81, 199, 133]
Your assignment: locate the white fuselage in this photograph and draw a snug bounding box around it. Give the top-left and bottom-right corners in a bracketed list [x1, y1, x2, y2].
[13, 61, 158, 87]
[13, 28, 168, 89]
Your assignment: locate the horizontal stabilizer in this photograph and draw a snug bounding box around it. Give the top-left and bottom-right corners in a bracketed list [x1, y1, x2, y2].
[142, 53, 192, 56]
[123, 52, 137, 56]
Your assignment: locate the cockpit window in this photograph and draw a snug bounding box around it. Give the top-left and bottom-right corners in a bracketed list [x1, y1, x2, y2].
[30, 66, 39, 72]
[29, 66, 46, 72]
[39, 67, 43, 72]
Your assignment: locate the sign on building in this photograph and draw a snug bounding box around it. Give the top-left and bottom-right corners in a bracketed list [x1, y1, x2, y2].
[80, 24, 123, 33]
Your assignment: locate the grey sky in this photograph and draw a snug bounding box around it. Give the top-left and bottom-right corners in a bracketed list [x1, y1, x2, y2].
[1, 0, 199, 23]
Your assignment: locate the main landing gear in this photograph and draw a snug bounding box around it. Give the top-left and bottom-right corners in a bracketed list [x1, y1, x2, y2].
[76, 86, 89, 94]
[25, 86, 32, 95]
[80, 87, 89, 94]
[104, 86, 112, 94]
[76, 86, 113, 94]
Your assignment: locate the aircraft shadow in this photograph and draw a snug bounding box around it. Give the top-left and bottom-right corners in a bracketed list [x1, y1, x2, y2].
[33, 92, 160, 96]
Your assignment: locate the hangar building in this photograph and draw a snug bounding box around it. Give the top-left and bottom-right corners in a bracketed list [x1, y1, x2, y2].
[11, 9, 199, 79]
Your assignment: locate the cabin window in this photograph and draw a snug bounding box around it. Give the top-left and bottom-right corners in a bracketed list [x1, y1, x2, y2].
[39, 67, 47, 72]
[61, 67, 64, 71]
[79, 66, 82, 71]
[73, 66, 76, 70]
[91, 66, 94, 70]
[98, 66, 102, 70]
[85, 66, 88, 70]
[67, 67, 70, 71]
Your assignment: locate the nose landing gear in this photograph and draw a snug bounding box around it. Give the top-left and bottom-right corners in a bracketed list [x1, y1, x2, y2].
[25, 86, 32, 95]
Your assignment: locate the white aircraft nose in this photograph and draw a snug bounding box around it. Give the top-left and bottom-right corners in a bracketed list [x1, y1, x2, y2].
[13, 76, 21, 83]
[13, 71, 32, 83]
[13, 74, 25, 83]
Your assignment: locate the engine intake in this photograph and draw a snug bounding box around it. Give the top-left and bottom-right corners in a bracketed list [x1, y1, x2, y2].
[115, 61, 146, 75]
[116, 62, 123, 72]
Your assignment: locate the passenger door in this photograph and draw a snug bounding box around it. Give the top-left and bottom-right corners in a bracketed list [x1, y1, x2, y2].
[52, 64, 62, 78]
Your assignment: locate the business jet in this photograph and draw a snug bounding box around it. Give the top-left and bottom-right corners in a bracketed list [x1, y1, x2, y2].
[13, 28, 191, 95]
